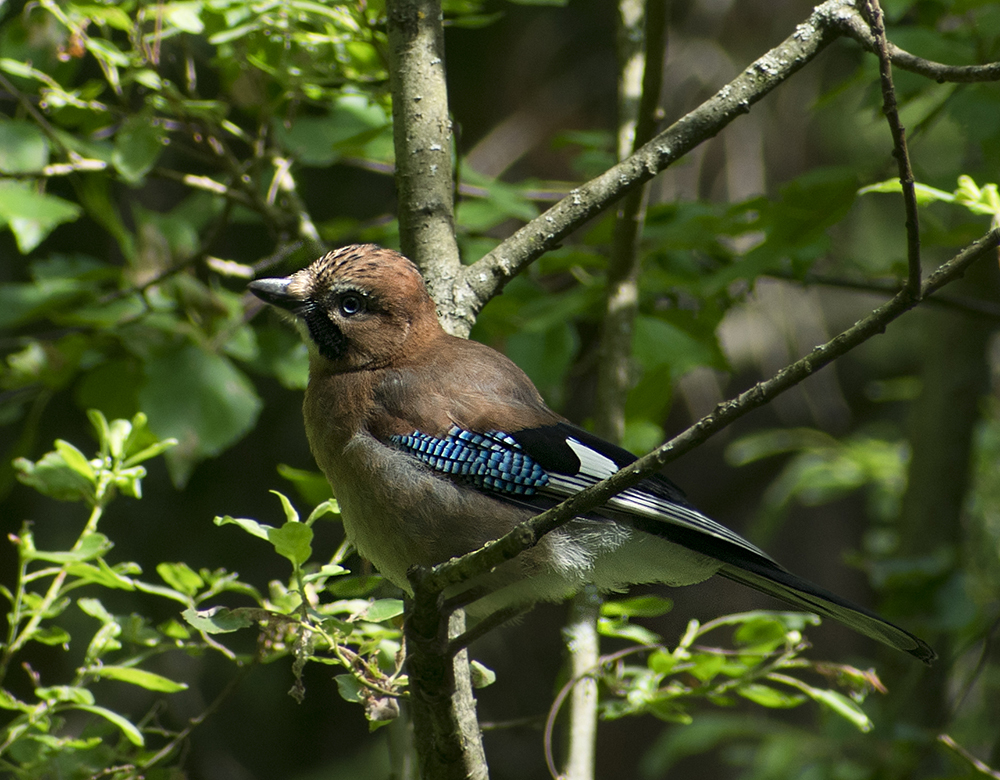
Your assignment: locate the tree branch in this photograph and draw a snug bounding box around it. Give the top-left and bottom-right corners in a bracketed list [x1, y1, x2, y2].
[387, 0, 464, 333]
[864, 0, 921, 298]
[834, 10, 1000, 83]
[594, 0, 668, 445]
[444, 0, 1000, 328]
[451, 0, 850, 327]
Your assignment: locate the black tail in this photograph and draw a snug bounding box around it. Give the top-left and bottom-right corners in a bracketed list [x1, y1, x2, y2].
[630, 512, 936, 664]
[718, 561, 935, 663]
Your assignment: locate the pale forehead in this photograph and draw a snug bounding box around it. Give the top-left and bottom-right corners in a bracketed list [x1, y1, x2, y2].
[290, 245, 425, 297]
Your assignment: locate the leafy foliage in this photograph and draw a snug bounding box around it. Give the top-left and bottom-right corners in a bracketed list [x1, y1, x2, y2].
[1, 416, 407, 777]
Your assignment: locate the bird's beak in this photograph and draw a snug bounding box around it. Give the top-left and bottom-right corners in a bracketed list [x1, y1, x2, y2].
[248, 277, 304, 313]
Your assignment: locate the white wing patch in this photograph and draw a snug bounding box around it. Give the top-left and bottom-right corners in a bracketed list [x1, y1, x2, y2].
[546, 437, 775, 563]
[565, 437, 618, 479]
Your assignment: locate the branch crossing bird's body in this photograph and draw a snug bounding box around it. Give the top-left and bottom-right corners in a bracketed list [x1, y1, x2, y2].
[249, 244, 935, 664]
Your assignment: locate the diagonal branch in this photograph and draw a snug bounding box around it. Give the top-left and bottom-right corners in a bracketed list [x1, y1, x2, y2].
[450, 0, 850, 328]
[443, 0, 1000, 329]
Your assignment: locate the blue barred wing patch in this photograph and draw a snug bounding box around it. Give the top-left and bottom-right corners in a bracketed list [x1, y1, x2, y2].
[391, 427, 549, 496]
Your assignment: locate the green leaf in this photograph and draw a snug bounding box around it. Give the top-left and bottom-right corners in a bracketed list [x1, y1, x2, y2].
[601, 595, 673, 619]
[95, 666, 188, 692]
[632, 316, 721, 377]
[0, 119, 49, 173]
[302, 563, 347, 583]
[305, 499, 340, 525]
[30, 626, 72, 646]
[469, 660, 496, 688]
[181, 606, 256, 634]
[133, 580, 192, 605]
[648, 649, 678, 674]
[23, 533, 112, 564]
[164, 1, 205, 33]
[14, 450, 95, 502]
[0, 180, 82, 253]
[799, 686, 873, 732]
[72, 705, 145, 746]
[0, 689, 30, 711]
[112, 115, 166, 183]
[687, 653, 726, 683]
[214, 514, 274, 541]
[267, 521, 314, 566]
[0, 278, 90, 329]
[271, 490, 300, 524]
[597, 617, 662, 645]
[84, 37, 130, 66]
[273, 95, 389, 166]
[139, 343, 262, 486]
[278, 463, 335, 506]
[156, 562, 205, 597]
[858, 177, 957, 206]
[78, 596, 115, 623]
[66, 560, 136, 591]
[737, 683, 806, 709]
[122, 439, 177, 467]
[334, 674, 364, 703]
[36, 685, 95, 705]
[53, 440, 96, 482]
[364, 599, 405, 622]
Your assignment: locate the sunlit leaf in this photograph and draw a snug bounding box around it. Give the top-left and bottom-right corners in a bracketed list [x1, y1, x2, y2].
[0, 181, 82, 253]
[95, 666, 188, 692]
[72, 705, 145, 746]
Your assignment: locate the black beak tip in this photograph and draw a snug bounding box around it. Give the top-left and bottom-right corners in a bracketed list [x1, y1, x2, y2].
[248, 277, 301, 312]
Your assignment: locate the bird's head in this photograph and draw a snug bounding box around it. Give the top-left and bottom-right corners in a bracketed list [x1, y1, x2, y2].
[249, 244, 442, 372]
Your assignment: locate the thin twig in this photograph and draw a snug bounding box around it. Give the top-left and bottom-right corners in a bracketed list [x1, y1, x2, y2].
[864, 0, 921, 297]
[138, 663, 255, 771]
[766, 270, 1000, 321]
[938, 734, 1000, 779]
[835, 13, 1000, 83]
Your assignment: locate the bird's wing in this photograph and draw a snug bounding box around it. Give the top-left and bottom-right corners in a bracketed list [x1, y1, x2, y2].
[389, 420, 935, 664]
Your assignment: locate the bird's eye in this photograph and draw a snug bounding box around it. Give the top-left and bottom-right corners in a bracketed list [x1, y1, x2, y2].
[339, 293, 363, 316]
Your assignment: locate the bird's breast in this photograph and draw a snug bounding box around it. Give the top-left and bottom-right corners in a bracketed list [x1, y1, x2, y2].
[314, 431, 536, 591]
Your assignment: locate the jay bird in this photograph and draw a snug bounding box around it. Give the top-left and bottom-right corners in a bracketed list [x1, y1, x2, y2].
[249, 244, 934, 663]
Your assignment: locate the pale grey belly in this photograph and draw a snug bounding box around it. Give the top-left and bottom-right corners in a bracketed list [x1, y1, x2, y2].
[321, 433, 720, 615]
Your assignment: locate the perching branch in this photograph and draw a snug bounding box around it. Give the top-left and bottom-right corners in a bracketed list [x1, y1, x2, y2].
[412, 226, 1000, 613]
